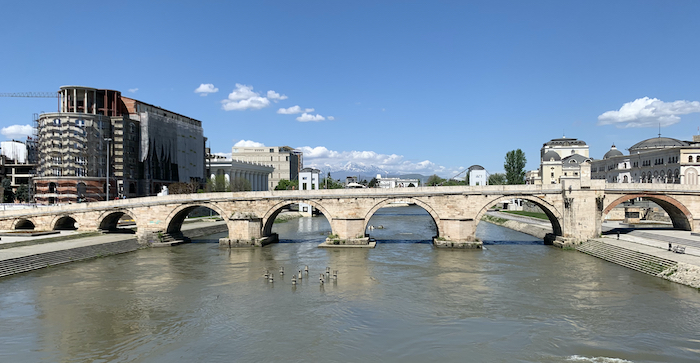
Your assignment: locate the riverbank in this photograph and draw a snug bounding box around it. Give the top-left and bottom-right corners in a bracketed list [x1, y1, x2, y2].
[483, 211, 700, 289]
[0, 219, 228, 278]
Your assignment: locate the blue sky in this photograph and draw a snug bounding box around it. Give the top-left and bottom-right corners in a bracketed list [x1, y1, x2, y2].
[2, 1, 700, 177]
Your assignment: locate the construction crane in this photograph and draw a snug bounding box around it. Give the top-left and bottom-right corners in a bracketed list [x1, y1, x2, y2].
[0, 92, 58, 98]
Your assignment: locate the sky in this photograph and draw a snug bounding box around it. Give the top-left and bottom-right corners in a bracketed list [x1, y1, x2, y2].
[2, 1, 700, 178]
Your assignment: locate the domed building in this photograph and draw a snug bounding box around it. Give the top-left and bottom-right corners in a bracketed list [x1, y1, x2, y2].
[590, 135, 700, 185]
[527, 136, 592, 185]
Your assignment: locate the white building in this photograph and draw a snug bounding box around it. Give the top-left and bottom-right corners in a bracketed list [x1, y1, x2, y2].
[376, 174, 419, 188]
[298, 168, 320, 216]
[528, 137, 591, 185]
[592, 135, 700, 184]
[208, 159, 273, 191]
[230, 145, 302, 190]
[468, 165, 488, 186]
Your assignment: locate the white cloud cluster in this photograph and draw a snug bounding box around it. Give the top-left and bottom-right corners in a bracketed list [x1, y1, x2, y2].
[195, 83, 219, 96]
[297, 145, 449, 175]
[128, 88, 139, 93]
[233, 140, 265, 147]
[221, 84, 287, 111]
[296, 113, 328, 122]
[598, 97, 700, 128]
[277, 105, 315, 114]
[1, 124, 33, 139]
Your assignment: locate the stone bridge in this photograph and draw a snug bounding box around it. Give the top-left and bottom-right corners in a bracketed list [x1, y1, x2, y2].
[1, 172, 700, 248]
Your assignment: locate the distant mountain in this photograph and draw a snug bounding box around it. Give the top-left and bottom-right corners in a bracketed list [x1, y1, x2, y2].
[304, 162, 432, 183]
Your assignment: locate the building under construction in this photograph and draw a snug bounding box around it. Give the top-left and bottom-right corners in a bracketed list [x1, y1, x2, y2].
[33, 86, 205, 204]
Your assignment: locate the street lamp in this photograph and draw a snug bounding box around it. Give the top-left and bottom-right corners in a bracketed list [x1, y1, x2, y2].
[104, 138, 112, 201]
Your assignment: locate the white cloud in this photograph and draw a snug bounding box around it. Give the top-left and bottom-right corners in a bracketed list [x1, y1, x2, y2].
[128, 88, 139, 93]
[598, 97, 700, 128]
[278, 105, 315, 114]
[221, 84, 284, 111]
[296, 113, 326, 122]
[195, 83, 219, 96]
[297, 145, 450, 175]
[233, 140, 265, 147]
[1, 124, 34, 139]
[267, 90, 288, 101]
[327, 116, 335, 120]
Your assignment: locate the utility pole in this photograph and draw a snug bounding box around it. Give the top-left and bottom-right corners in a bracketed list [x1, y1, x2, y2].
[104, 138, 112, 201]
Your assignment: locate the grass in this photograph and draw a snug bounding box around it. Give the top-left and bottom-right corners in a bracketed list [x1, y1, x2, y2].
[0, 231, 103, 250]
[482, 215, 508, 224]
[500, 210, 549, 220]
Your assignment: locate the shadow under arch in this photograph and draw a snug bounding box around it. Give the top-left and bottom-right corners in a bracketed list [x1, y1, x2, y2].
[261, 199, 332, 236]
[474, 195, 563, 236]
[164, 203, 228, 234]
[603, 193, 693, 231]
[13, 219, 35, 230]
[363, 198, 441, 237]
[53, 215, 78, 230]
[97, 210, 137, 233]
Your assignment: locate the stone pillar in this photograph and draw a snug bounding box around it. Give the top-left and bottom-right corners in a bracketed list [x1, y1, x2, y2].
[328, 218, 369, 245]
[433, 218, 481, 248]
[219, 213, 277, 247]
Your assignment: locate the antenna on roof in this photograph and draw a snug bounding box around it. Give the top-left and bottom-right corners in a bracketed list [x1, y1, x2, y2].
[658, 123, 661, 138]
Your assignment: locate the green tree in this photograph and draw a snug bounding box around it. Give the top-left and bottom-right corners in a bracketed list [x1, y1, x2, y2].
[169, 181, 198, 194]
[504, 149, 527, 184]
[488, 173, 507, 185]
[275, 179, 298, 190]
[16, 184, 29, 203]
[231, 177, 252, 192]
[206, 174, 230, 192]
[368, 177, 378, 188]
[1, 178, 13, 203]
[426, 174, 445, 186]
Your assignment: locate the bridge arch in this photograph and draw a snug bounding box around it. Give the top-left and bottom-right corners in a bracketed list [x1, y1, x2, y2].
[13, 218, 35, 230]
[363, 197, 441, 237]
[603, 193, 693, 231]
[164, 203, 228, 234]
[474, 195, 563, 236]
[53, 215, 78, 230]
[97, 210, 138, 232]
[261, 199, 332, 236]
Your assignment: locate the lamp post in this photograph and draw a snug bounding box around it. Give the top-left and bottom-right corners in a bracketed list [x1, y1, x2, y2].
[104, 138, 112, 201]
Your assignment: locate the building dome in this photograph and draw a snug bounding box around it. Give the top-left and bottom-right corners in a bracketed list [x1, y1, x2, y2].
[628, 137, 689, 153]
[468, 165, 485, 171]
[543, 137, 587, 147]
[542, 150, 561, 161]
[603, 145, 624, 159]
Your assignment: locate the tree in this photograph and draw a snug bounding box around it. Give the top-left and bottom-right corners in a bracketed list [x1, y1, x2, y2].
[407, 183, 415, 187]
[275, 179, 298, 190]
[504, 149, 527, 185]
[1, 178, 13, 203]
[368, 177, 378, 188]
[16, 184, 29, 203]
[231, 177, 252, 192]
[169, 181, 199, 194]
[488, 173, 507, 185]
[426, 174, 445, 186]
[206, 174, 230, 192]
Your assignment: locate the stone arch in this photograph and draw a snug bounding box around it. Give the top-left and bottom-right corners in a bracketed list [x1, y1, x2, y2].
[53, 215, 78, 230]
[474, 195, 563, 236]
[13, 218, 35, 230]
[363, 197, 441, 237]
[164, 203, 228, 234]
[261, 199, 332, 236]
[97, 210, 137, 232]
[603, 194, 693, 231]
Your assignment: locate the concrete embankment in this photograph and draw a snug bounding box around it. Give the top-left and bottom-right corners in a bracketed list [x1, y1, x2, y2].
[481, 213, 552, 239]
[0, 219, 228, 278]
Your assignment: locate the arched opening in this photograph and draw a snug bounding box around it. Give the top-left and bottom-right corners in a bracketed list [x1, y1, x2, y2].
[475, 196, 563, 245]
[48, 182, 57, 193]
[164, 205, 226, 242]
[262, 200, 332, 242]
[363, 198, 439, 243]
[98, 211, 137, 234]
[14, 219, 35, 230]
[76, 182, 87, 202]
[54, 216, 78, 230]
[603, 194, 693, 233]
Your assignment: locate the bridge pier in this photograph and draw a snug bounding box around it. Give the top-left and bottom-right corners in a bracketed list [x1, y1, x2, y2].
[433, 219, 482, 249]
[326, 218, 371, 245]
[218, 215, 279, 247]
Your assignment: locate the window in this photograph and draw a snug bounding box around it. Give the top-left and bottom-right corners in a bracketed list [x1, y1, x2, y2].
[690, 156, 693, 162]
[76, 119, 85, 127]
[53, 118, 61, 126]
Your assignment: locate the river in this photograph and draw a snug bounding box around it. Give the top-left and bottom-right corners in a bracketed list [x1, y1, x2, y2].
[0, 205, 699, 362]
